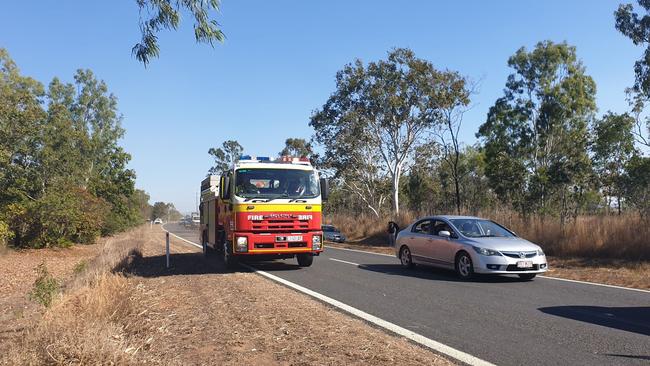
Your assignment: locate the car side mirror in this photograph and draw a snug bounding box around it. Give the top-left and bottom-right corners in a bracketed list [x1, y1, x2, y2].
[320, 177, 329, 201]
[222, 176, 231, 201]
[438, 230, 451, 238]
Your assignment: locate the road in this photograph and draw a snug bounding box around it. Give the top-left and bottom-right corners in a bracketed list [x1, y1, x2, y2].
[164, 223, 650, 366]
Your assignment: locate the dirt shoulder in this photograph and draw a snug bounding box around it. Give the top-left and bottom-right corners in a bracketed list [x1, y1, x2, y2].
[1, 226, 454, 365]
[325, 242, 650, 291]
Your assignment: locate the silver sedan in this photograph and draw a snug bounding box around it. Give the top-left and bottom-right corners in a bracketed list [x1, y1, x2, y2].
[395, 215, 548, 280]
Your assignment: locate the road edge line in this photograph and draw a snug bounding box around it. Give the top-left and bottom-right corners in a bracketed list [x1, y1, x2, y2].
[327, 245, 395, 257]
[538, 275, 650, 294]
[240, 262, 495, 366]
[162, 225, 203, 249]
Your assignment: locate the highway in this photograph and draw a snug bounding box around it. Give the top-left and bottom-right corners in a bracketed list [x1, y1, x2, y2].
[164, 223, 650, 366]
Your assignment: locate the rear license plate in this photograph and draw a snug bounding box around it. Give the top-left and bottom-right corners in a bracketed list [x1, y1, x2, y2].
[517, 261, 533, 268]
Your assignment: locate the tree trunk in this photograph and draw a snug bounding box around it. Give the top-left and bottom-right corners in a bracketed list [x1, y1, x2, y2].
[454, 175, 461, 215]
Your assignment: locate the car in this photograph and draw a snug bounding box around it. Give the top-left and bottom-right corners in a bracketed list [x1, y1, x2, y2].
[322, 224, 346, 243]
[153, 218, 163, 225]
[395, 215, 548, 280]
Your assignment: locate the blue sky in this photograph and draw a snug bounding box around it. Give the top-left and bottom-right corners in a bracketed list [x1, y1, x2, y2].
[0, 1, 643, 212]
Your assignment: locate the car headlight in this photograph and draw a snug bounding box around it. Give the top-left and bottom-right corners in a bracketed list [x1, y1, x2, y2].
[312, 235, 322, 250]
[472, 246, 501, 256]
[235, 236, 248, 252]
[537, 249, 545, 256]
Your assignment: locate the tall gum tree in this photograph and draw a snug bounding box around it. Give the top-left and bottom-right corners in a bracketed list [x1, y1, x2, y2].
[311, 48, 471, 214]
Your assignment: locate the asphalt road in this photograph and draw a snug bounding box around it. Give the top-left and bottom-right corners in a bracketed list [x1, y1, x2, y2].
[164, 223, 650, 366]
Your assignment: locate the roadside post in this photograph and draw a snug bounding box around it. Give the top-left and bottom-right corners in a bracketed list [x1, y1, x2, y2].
[165, 232, 170, 269]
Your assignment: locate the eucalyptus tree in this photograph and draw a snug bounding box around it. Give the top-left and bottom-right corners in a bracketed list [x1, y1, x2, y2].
[279, 138, 313, 158]
[478, 41, 597, 218]
[591, 112, 637, 214]
[311, 48, 471, 214]
[208, 140, 243, 173]
[133, 0, 225, 65]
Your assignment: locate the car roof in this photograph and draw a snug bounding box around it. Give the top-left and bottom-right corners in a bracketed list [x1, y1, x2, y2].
[417, 215, 485, 221]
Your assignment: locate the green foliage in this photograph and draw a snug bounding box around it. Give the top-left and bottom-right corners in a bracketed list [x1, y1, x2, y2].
[151, 201, 181, 222]
[477, 41, 596, 218]
[0, 49, 150, 248]
[311, 48, 472, 214]
[615, 1, 650, 96]
[29, 262, 59, 308]
[623, 155, 650, 217]
[73, 260, 88, 274]
[133, 0, 225, 65]
[208, 140, 243, 174]
[279, 138, 314, 159]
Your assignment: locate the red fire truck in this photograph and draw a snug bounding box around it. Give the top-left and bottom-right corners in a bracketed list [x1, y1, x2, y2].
[199, 155, 328, 268]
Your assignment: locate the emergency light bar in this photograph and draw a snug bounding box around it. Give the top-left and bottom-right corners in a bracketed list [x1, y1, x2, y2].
[238, 155, 311, 165]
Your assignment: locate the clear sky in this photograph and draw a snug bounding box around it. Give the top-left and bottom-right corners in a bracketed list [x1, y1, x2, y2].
[0, 0, 643, 212]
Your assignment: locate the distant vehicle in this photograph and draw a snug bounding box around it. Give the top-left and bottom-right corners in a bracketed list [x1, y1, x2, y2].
[153, 218, 163, 225]
[191, 212, 200, 227]
[395, 215, 548, 280]
[322, 225, 346, 243]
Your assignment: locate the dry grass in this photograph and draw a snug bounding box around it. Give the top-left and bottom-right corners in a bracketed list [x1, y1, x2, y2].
[328, 212, 650, 261]
[1, 226, 154, 366]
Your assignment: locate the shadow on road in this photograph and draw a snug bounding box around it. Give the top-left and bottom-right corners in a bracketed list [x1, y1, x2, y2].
[359, 263, 533, 283]
[539, 306, 650, 336]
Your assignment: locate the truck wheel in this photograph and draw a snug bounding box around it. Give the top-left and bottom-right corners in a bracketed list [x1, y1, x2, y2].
[222, 241, 239, 270]
[296, 253, 314, 267]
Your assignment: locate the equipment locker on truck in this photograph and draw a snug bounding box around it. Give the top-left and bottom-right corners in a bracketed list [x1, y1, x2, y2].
[199, 155, 329, 268]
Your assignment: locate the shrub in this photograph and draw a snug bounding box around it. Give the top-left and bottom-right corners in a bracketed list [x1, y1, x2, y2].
[29, 262, 59, 308]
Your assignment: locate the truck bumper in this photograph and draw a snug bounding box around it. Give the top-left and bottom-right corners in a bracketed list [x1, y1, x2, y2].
[231, 231, 323, 256]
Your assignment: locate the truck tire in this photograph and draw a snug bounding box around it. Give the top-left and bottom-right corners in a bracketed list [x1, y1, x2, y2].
[296, 253, 314, 267]
[222, 241, 239, 270]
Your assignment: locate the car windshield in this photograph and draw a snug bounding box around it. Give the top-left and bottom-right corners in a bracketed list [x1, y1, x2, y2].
[235, 168, 319, 199]
[449, 219, 514, 238]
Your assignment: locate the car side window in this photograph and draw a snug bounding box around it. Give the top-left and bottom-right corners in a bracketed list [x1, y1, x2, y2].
[432, 220, 454, 237]
[412, 220, 432, 234]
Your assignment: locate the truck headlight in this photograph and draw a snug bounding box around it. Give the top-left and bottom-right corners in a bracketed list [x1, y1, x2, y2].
[235, 236, 248, 252]
[312, 235, 322, 250]
[472, 246, 501, 256]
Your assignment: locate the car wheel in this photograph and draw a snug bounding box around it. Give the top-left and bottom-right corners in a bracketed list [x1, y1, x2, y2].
[296, 253, 314, 267]
[399, 246, 414, 269]
[518, 273, 537, 280]
[222, 241, 239, 270]
[455, 252, 474, 280]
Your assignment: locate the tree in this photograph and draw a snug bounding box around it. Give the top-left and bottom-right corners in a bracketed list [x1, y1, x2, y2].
[279, 138, 313, 158]
[208, 140, 243, 174]
[433, 73, 474, 214]
[591, 112, 637, 214]
[478, 41, 597, 219]
[311, 48, 470, 214]
[615, 1, 650, 97]
[133, 0, 225, 65]
[623, 155, 650, 217]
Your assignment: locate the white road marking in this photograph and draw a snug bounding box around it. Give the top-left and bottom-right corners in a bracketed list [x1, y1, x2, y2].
[329, 258, 362, 266]
[162, 225, 202, 249]
[330, 244, 650, 294]
[162, 226, 494, 366]
[239, 262, 495, 366]
[538, 275, 650, 294]
[327, 245, 395, 257]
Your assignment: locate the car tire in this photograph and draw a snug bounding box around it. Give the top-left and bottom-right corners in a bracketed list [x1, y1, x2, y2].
[518, 273, 537, 280]
[399, 246, 415, 269]
[222, 241, 239, 270]
[455, 251, 474, 280]
[296, 253, 314, 267]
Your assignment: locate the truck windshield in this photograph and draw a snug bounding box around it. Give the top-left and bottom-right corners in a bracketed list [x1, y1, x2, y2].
[235, 168, 320, 199]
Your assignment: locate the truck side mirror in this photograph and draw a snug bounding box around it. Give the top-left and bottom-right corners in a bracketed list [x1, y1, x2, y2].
[320, 178, 329, 201]
[222, 176, 231, 201]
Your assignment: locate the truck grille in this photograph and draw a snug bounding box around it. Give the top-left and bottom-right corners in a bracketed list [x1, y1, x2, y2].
[251, 219, 309, 232]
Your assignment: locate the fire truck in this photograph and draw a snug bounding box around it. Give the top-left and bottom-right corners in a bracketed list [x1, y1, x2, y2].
[199, 155, 329, 268]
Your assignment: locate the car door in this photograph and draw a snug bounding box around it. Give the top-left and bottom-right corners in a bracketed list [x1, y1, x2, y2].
[406, 219, 434, 264]
[429, 219, 457, 267]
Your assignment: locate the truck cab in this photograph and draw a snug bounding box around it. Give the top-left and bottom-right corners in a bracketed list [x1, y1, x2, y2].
[200, 155, 328, 268]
